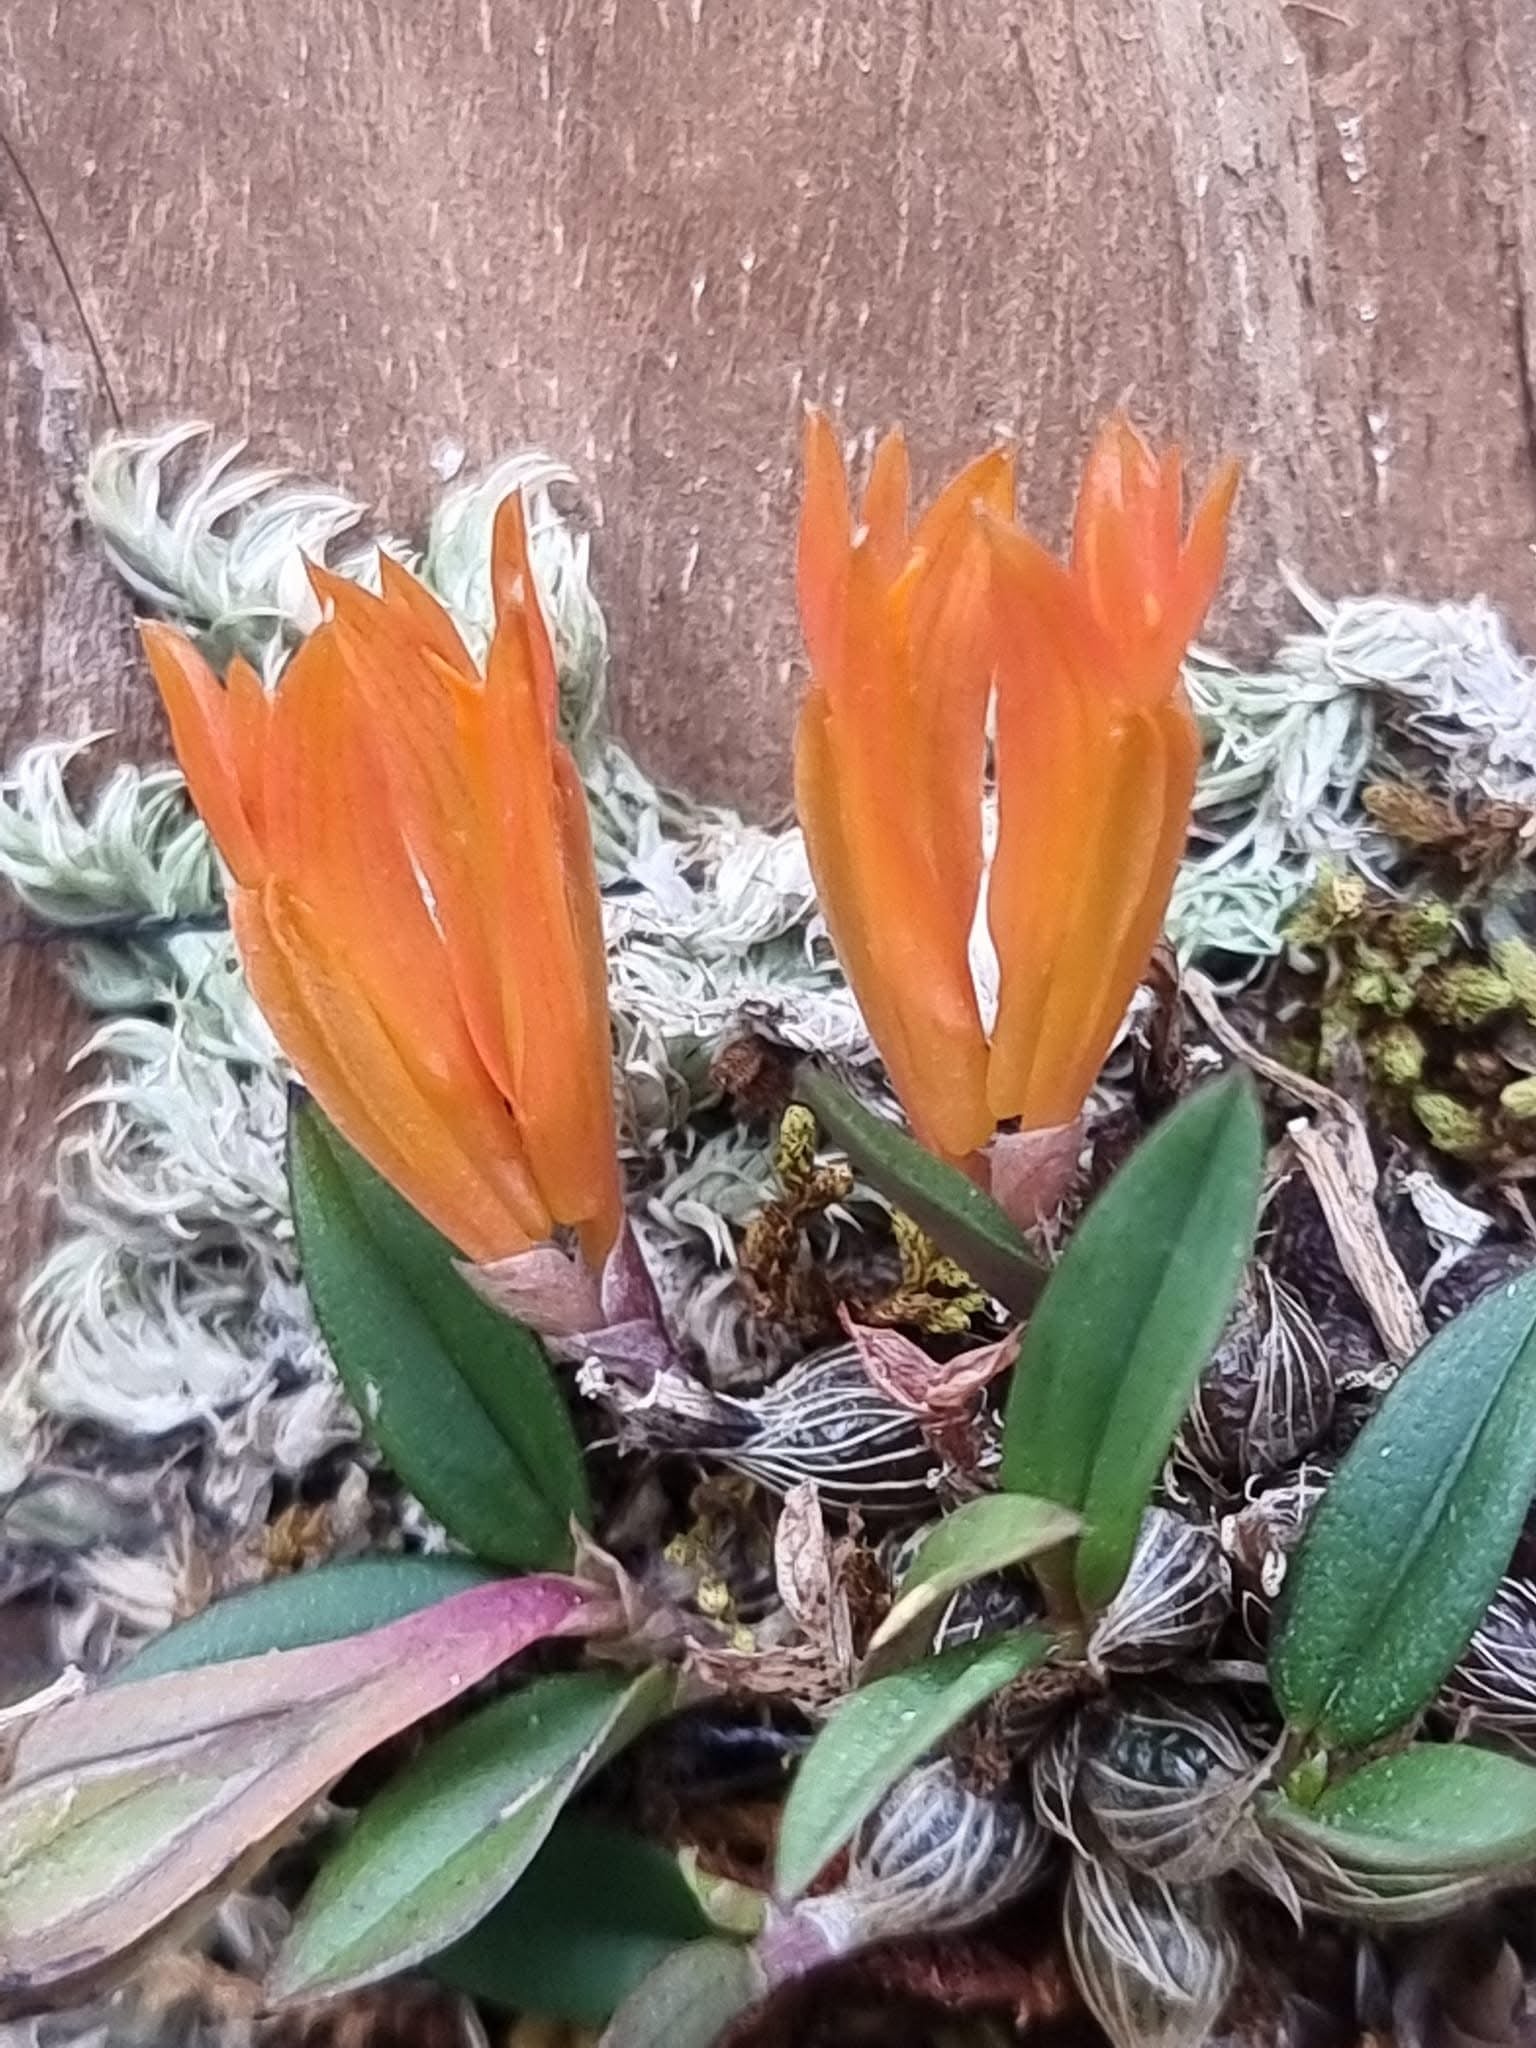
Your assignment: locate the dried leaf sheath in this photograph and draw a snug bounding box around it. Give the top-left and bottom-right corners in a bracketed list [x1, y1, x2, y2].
[143, 495, 621, 1266]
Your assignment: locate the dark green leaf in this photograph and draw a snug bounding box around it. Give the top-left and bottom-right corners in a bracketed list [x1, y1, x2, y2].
[289, 1101, 588, 1568]
[868, 1494, 1081, 1652]
[432, 1815, 713, 2025]
[601, 1937, 766, 2048]
[774, 1629, 1050, 1899]
[271, 1666, 673, 1999]
[792, 1065, 1045, 1315]
[1265, 1744, 1536, 1873]
[1000, 1072, 1263, 1609]
[1271, 1272, 1536, 1749]
[122, 1559, 498, 1681]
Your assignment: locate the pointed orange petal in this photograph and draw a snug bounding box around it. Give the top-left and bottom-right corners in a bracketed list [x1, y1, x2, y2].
[478, 604, 618, 1240]
[797, 410, 853, 685]
[1114, 417, 1164, 559]
[551, 752, 623, 1265]
[491, 495, 560, 736]
[981, 516, 1119, 701]
[912, 447, 1015, 560]
[413, 656, 524, 1111]
[1149, 446, 1185, 596]
[797, 687, 992, 1157]
[860, 430, 910, 583]
[908, 509, 993, 916]
[1016, 709, 1173, 1129]
[377, 551, 476, 675]
[313, 612, 511, 1108]
[1060, 692, 1200, 1113]
[141, 623, 263, 884]
[794, 685, 913, 1080]
[305, 561, 388, 637]
[244, 882, 548, 1261]
[822, 550, 992, 1161]
[985, 537, 1099, 1122]
[251, 632, 477, 1093]
[258, 627, 346, 885]
[1072, 423, 1151, 668]
[222, 657, 271, 847]
[1159, 456, 1240, 665]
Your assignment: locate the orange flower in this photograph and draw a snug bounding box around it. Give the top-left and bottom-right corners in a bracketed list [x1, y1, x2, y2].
[793, 412, 1237, 1156]
[142, 497, 622, 1268]
[794, 414, 1014, 1163]
[985, 417, 1238, 1131]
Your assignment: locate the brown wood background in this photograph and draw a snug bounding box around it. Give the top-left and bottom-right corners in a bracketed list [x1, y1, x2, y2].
[3, 0, 1535, 1334]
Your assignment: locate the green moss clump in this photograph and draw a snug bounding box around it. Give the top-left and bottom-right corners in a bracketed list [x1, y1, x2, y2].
[1366, 1023, 1426, 1088]
[1412, 1091, 1491, 1159]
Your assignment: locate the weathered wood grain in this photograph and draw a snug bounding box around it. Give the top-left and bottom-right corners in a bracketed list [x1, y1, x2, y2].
[0, 159, 138, 1349]
[2, 0, 1536, 1329]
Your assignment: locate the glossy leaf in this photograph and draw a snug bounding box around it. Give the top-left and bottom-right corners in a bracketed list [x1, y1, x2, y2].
[289, 1100, 589, 1568]
[0, 1576, 601, 2014]
[1272, 1272, 1536, 1749]
[1265, 1743, 1536, 1873]
[123, 1558, 498, 1680]
[432, 1815, 714, 2024]
[1000, 1072, 1263, 1609]
[793, 1064, 1046, 1313]
[869, 1494, 1081, 1651]
[774, 1628, 1050, 1899]
[272, 1665, 675, 1999]
[601, 1937, 767, 2048]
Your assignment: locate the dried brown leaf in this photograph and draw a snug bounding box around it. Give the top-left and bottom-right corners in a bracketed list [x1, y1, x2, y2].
[1185, 970, 1426, 1364]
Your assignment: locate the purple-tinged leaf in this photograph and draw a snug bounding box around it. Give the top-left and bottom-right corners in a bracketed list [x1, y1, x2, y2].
[0, 1576, 603, 2015]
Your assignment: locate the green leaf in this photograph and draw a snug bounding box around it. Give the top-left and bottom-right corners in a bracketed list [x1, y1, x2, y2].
[1271, 1271, 1536, 1749]
[289, 1100, 589, 1568]
[774, 1629, 1050, 1899]
[601, 1937, 767, 2048]
[868, 1494, 1081, 1652]
[1265, 1744, 1536, 1874]
[121, 1559, 498, 1681]
[1000, 1072, 1263, 1609]
[792, 1065, 1046, 1315]
[431, 1815, 714, 2025]
[271, 1665, 674, 2000]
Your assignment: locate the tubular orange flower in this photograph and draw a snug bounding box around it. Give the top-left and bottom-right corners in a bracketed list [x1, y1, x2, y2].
[985, 418, 1239, 1131]
[793, 412, 1237, 1159]
[142, 496, 622, 1269]
[794, 412, 1015, 1163]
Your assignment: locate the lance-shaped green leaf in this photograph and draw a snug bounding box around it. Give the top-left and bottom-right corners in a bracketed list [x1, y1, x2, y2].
[432, 1816, 715, 2025]
[1271, 1272, 1536, 1750]
[792, 1065, 1046, 1314]
[1265, 1745, 1536, 1876]
[0, 1575, 602, 2016]
[123, 1558, 498, 1680]
[272, 1665, 675, 2000]
[289, 1100, 589, 1568]
[601, 1938, 767, 2048]
[1000, 1073, 1263, 1610]
[868, 1494, 1081, 1653]
[774, 1629, 1050, 1899]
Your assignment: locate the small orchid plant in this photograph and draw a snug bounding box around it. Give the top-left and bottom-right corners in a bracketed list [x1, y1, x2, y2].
[5, 414, 1536, 2048]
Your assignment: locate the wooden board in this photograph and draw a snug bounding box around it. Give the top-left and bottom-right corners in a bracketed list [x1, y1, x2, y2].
[3, 0, 1536, 1329]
